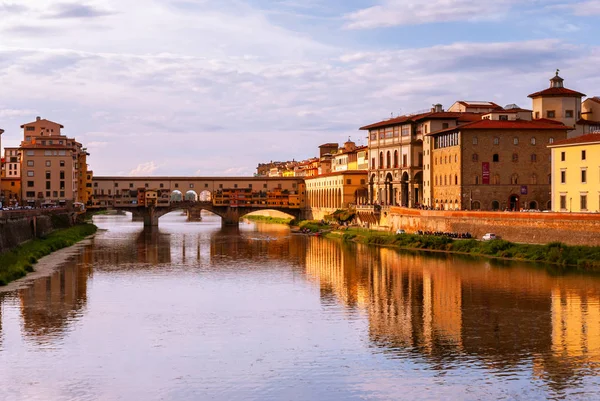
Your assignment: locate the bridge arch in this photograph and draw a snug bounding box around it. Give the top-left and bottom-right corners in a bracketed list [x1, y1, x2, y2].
[185, 190, 198, 201]
[199, 190, 212, 202]
[171, 190, 183, 202]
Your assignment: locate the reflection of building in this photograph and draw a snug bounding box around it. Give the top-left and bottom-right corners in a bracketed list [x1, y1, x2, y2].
[549, 134, 600, 212]
[19, 259, 90, 341]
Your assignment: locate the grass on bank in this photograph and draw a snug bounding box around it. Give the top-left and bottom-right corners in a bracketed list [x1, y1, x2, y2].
[243, 215, 294, 225]
[0, 223, 97, 286]
[324, 227, 600, 270]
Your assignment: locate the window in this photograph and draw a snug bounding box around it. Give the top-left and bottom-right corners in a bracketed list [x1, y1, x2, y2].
[531, 174, 537, 185]
[26, 191, 35, 198]
[581, 169, 587, 183]
[379, 152, 384, 168]
[513, 138, 519, 145]
[58, 150, 66, 156]
[475, 175, 480, 185]
[473, 137, 478, 145]
[26, 126, 35, 131]
[531, 137, 536, 145]
[499, 115, 508, 121]
[130, 183, 134, 188]
[386, 151, 391, 168]
[581, 194, 588, 211]
[492, 201, 500, 211]
[45, 160, 51, 167]
[46, 182, 51, 190]
[26, 150, 34, 156]
[547, 110, 556, 118]
[401, 126, 410, 136]
[60, 160, 65, 167]
[535, 111, 540, 119]
[44, 150, 52, 156]
[511, 174, 518, 185]
[46, 172, 51, 179]
[493, 174, 500, 185]
[346, 179, 352, 185]
[455, 175, 458, 185]
[560, 170, 566, 184]
[549, 137, 554, 144]
[53, 191, 58, 197]
[531, 154, 537, 162]
[561, 152, 565, 161]
[60, 181, 65, 190]
[403, 154, 408, 167]
[114, 183, 119, 187]
[27, 160, 34, 166]
[493, 154, 499, 162]
[566, 110, 574, 118]
[27, 171, 34, 177]
[442, 123, 449, 129]
[46, 191, 50, 197]
[582, 150, 586, 160]
[27, 181, 34, 187]
[60, 191, 65, 198]
[512, 153, 519, 162]
[493, 137, 499, 145]
[160, 183, 164, 188]
[60, 171, 65, 180]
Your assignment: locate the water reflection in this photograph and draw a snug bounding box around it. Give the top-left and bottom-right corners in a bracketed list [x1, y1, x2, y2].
[305, 238, 600, 394]
[0, 215, 599, 400]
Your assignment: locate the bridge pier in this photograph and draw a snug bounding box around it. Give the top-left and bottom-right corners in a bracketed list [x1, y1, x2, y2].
[222, 207, 241, 226]
[186, 209, 202, 222]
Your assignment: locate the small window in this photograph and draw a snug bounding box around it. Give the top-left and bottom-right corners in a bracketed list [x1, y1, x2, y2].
[581, 194, 588, 211]
[560, 170, 566, 184]
[27, 181, 34, 187]
[582, 150, 586, 160]
[531, 154, 537, 162]
[499, 115, 508, 121]
[493, 137, 499, 145]
[549, 137, 554, 144]
[535, 111, 540, 119]
[45, 160, 51, 167]
[130, 183, 134, 188]
[512, 153, 519, 162]
[581, 169, 587, 183]
[473, 137, 478, 145]
[531, 137, 536, 145]
[60, 160, 65, 167]
[513, 138, 519, 145]
[27, 171, 34, 177]
[565, 110, 574, 118]
[493, 154, 499, 162]
[561, 152, 565, 161]
[27, 160, 34, 166]
[442, 123, 449, 129]
[346, 179, 351, 184]
[547, 110, 556, 118]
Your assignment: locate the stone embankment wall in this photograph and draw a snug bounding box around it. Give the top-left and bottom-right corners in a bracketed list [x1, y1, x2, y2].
[0, 210, 74, 253]
[380, 208, 600, 246]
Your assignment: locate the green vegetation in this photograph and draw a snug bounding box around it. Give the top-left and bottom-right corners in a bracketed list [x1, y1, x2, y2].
[0, 224, 97, 286]
[298, 220, 331, 233]
[325, 228, 600, 270]
[325, 209, 356, 224]
[243, 215, 294, 225]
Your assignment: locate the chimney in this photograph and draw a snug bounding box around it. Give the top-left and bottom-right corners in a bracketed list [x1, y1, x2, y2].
[434, 104, 444, 113]
[36, 116, 41, 121]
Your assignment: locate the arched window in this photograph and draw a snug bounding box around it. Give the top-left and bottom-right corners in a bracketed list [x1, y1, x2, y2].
[531, 174, 537, 185]
[531, 137, 536, 145]
[372, 157, 376, 169]
[492, 200, 500, 211]
[531, 154, 537, 162]
[512, 153, 519, 162]
[444, 175, 447, 186]
[379, 152, 384, 168]
[386, 151, 391, 168]
[529, 201, 538, 210]
[493, 154, 499, 162]
[513, 137, 519, 145]
[394, 150, 399, 168]
[455, 175, 458, 185]
[473, 137, 478, 145]
[472, 153, 479, 162]
[472, 201, 481, 210]
[493, 137, 499, 145]
[511, 174, 519, 185]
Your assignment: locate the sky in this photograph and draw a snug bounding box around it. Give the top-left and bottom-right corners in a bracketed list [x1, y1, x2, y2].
[0, 0, 599, 176]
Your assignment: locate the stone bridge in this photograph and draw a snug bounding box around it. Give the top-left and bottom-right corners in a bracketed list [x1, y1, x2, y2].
[110, 201, 303, 226]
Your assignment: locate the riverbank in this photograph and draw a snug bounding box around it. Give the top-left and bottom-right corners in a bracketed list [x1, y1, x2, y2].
[243, 215, 294, 225]
[323, 227, 600, 271]
[0, 223, 97, 287]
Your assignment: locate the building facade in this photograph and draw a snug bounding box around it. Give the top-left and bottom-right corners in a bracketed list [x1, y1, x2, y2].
[426, 118, 569, 211]
[549, 134, 600, 213]
[305, 171, 368, 218]
[19, 117, 89, 206]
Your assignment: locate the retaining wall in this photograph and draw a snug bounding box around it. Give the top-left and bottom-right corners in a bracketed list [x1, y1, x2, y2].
[0, 210, 74, 253]
[382, 208, 600, 246]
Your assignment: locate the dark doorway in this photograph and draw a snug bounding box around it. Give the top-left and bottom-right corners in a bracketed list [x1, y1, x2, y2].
[509, 194, 519, 211]
[401, 172, 409, 207]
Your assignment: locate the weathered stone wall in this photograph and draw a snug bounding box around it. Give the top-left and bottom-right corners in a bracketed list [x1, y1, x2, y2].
[383, 207, 600, 246]
[0, 211, 74, 253]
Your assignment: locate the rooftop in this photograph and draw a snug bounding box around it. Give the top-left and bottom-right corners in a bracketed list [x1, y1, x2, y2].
[360, 111, 482, 130]
[428, 118, 570, 136]
[549, 133, 600, 147]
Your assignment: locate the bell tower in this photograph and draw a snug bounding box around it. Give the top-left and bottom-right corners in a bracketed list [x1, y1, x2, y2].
[528, 71, 585, 129]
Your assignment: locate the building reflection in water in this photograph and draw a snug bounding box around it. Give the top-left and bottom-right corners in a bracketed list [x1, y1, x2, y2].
[18, 257, 91, 343]
[304, 237, 600, 390]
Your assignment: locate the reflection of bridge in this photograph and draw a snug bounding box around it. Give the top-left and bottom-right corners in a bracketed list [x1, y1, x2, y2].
[89, 176, 307, 226]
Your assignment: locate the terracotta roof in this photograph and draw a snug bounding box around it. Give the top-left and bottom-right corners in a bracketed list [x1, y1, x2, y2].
[527, 87, 586, 98]
[304, 170, 368, 180]
[360, 112, 481, 130]
[577, 119, 600, 125]
[456, 101, 502, 109]
[319, 143, 338, 148]
[428, 119, 570, 136]
[20, 118, 65, 128]
[587, 97, 600, 104]
[548, 133, 600, 147]
[492, 108, 532, 113]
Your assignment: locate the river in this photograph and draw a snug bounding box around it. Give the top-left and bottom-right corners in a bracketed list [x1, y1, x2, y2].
[0, 212, 599, 401]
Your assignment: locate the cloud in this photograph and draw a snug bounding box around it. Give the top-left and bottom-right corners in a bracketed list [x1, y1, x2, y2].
[573, 0, 600, 15]
[0, 2, 27, 13]
[0, 108, 37, 118]
[49, 3, 116, 19]
[128, 162, 160, 176]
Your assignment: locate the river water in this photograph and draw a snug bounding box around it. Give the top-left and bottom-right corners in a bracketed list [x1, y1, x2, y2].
[0, 213, 599, 401]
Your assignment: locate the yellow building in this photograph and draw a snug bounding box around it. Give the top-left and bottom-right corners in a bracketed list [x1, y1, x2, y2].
[549, 134, 600, 212]
[305, 170, 368, 219]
